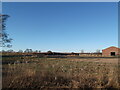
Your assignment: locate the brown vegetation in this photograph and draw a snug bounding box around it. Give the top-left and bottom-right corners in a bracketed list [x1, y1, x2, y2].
[2, 56, 120, 89]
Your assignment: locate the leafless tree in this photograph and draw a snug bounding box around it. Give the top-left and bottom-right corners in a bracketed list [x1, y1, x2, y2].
[0, 14, 12, 47]
[80, 49, 84, 53]
[18, 50, 23, 53]
[96, 49, 100, 53]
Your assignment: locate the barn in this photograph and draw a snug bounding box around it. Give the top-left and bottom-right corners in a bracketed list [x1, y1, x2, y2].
[102, 46, 120, 56]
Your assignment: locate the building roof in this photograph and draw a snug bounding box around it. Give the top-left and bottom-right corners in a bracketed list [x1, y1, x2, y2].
[102, 46, 120, 51]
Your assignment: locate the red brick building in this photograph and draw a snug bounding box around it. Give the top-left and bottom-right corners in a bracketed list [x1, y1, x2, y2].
[102, 46, 120, 56]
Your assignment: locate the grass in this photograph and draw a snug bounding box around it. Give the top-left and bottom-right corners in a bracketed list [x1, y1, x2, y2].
[2, 56, 120, 89]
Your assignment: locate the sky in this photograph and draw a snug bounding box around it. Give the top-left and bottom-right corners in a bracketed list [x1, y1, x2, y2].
[2, 2, 118, 52]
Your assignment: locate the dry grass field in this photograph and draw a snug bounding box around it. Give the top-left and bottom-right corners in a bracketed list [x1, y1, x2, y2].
[2, 56, 120, 89]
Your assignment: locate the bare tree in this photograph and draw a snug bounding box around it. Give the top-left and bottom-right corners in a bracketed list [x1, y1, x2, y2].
[47, 50, 52, 54]
[18, 50, 23, 53]
[0, 14, 12, 47]
[29, 49, 33, 53]
[24, 49, 29, 53]
[96, 49, 100, 53]
[39, 50, 41, 53]
[2, 50, 6, 52]
[7, 49, 14, 53]
[24, 49, 33, 53]
[34, 50, 41, 53]
[34, 50, 38, 53]
[80, 49, 84, 53]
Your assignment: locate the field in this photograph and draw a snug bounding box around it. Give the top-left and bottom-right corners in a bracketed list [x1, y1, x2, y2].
[2, 56, 120, 89]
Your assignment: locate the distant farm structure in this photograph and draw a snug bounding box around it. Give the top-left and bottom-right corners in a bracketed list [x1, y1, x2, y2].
[32, 52, 102, 57]
[33, 46, 120, 57]
[102, 46, 120, 56]
[2, 46, 120, 57]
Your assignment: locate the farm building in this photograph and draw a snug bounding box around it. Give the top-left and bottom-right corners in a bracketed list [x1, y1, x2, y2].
[102, 46, 120, 56]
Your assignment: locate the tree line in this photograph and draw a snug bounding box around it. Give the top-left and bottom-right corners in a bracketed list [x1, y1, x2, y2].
[1, 49, 41, 53]
[1, 49, 101, 53]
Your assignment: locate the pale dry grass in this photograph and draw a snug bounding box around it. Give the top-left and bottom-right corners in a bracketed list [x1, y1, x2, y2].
[2, 57, 120, 89]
